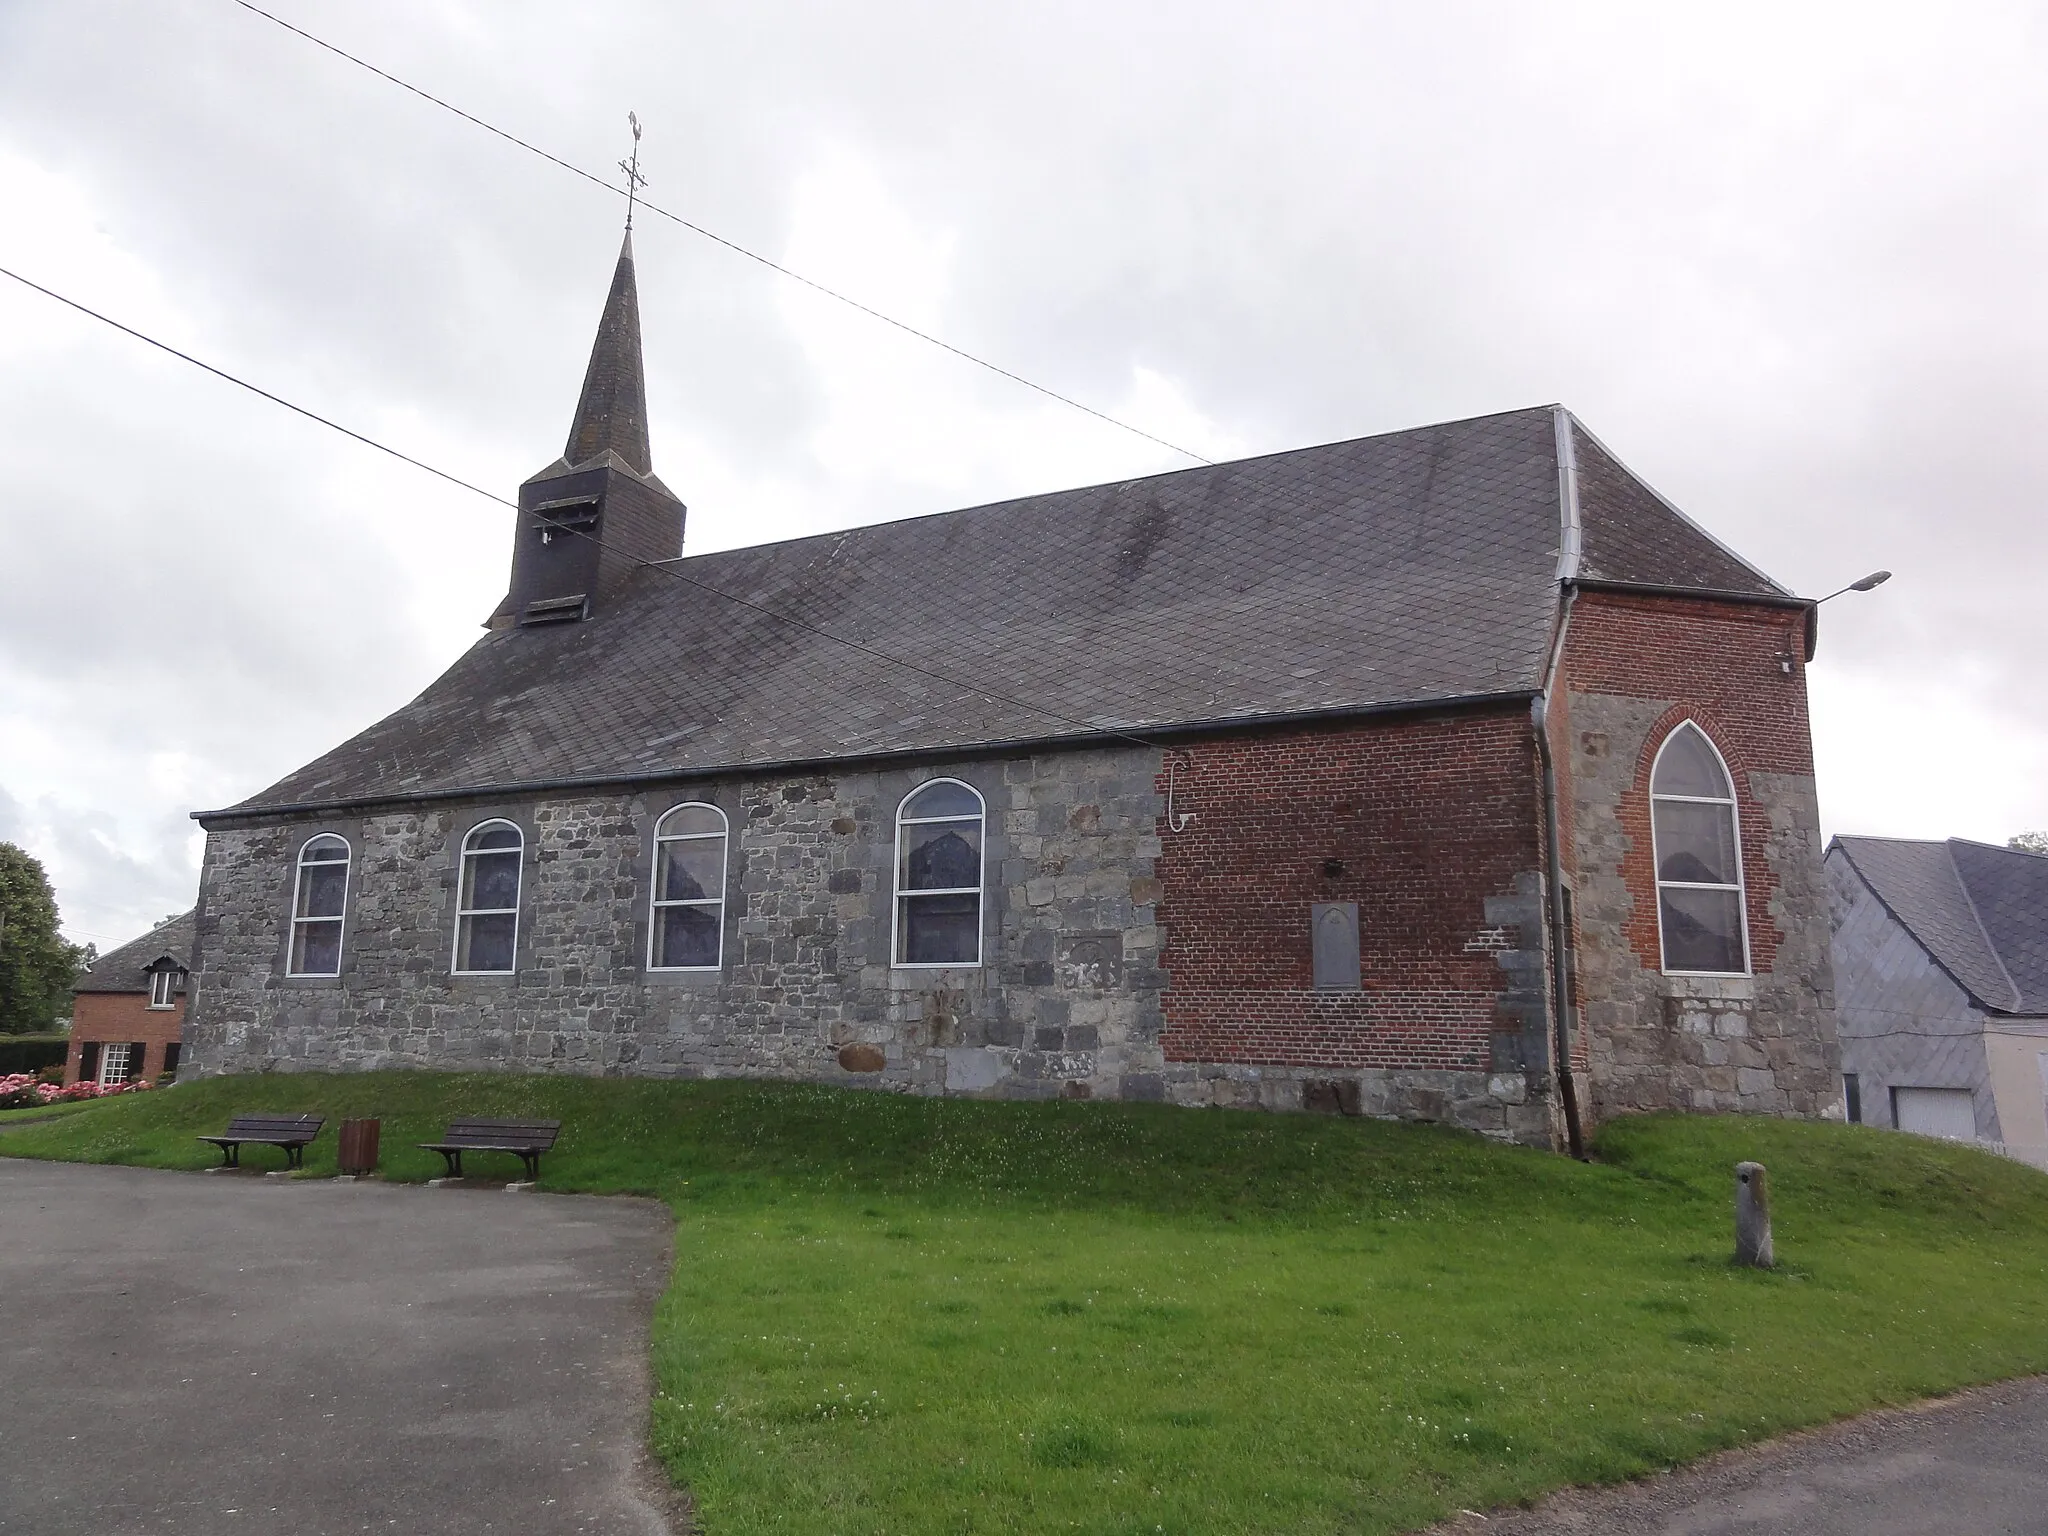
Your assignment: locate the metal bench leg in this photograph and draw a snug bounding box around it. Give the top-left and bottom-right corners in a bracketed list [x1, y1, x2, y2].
[438, 1149, 462, 1179]
[223, 1143, 239, 1169]
[287, 1144, 303, 1171]
[521, 1151, 540, 1182]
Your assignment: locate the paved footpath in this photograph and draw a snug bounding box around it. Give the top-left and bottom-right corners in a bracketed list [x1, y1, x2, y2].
[0, 1160, 679, 1535]
[1431, 1374, 2048, 1535]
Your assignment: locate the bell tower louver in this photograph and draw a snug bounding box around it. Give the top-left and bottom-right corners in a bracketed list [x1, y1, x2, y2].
[497, 231, 685, 626]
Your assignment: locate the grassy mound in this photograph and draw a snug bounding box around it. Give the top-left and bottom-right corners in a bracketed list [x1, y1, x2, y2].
[7, 1072, 2048, 1534]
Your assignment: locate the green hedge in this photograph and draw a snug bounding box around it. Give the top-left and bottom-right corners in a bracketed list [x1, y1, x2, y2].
[0, 1034, 70, 1075]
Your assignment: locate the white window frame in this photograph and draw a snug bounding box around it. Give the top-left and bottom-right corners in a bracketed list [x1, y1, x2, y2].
[288, 833, 352, 978]
[892, 777, 985, 969]
[148, 969, 178, 1008]
[647, 802, 729, 972]
[452, 819, 524, 976]
[1649, 721, 1752, 978]
[97, 1041, 133, 1087]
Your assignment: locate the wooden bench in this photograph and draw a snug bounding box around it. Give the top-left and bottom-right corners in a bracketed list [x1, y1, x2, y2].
[198, 1113, 326, 1170]
[418, 1118, 561, 1182]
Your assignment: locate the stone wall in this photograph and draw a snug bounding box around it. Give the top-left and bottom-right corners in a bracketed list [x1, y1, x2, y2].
[187, 745, 1173, 1103]
[186, 716, 1563, 1145]
[1561, 591, 1841, 1122]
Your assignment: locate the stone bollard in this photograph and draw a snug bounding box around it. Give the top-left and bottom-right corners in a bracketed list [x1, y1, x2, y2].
[1734, 1161, 1773, 1268]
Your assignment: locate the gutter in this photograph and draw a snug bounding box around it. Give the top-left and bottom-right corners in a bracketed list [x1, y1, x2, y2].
[190, 686, 1542, 828]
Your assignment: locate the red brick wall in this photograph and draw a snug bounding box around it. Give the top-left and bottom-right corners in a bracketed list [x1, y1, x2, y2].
[1156, 705, 1542, 1071]
[1560, 590, 1813, 977]
[67, 993, 186, 1084]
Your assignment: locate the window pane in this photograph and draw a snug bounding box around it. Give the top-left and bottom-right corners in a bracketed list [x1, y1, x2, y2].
[657, 839, 723, 903]
[459, 912, 516, 972]
[293, 919, 342, 976]
[903, 781, 981, 820]
[655, 903, 722, 968]
[1660, 887, 1746, 973]
[304, 836, 349, 863]
[658, 804, 724, 838]
[901, 892, 979, 964]
[464, 849, 521, 912]
[1653, 799, 1740, 885]
[100, 1043, 131, 1086]
[1652, 727, 1731, 798]
[299, 862, 348, 919]
[902, 822, 980, 891]
[470, 825, 521, 851]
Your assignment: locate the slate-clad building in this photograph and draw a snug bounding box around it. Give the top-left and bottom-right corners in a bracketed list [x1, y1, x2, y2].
[1828, 837, 2048, 1166]
[184, 235, 1842, 1147]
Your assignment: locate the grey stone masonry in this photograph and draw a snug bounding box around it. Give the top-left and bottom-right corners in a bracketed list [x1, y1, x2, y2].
[1566, 691, 1840, 1122]
[186, 734, 1557, 1143]
[187, 746, 1180, 1102]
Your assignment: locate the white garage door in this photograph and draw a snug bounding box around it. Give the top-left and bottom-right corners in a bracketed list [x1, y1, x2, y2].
[1894, 1087, 1978, 1141]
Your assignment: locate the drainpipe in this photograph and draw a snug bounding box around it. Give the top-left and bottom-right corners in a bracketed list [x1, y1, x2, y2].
[1538, 404, 1587, 1160]
[1532, 668, 1586, 1161]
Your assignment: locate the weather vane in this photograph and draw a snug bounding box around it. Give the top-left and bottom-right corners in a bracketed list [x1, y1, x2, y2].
[619, 111, 648, 231]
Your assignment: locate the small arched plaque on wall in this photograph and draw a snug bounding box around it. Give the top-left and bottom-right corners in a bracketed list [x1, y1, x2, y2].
[1311, 902, 1361, 991]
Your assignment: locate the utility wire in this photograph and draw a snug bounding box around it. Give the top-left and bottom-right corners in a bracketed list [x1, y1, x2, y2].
[0, 262, 1182, 760]
[227, 0, 1215, 467]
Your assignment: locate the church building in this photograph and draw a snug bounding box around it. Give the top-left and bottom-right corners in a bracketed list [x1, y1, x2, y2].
[184, 235, 1842, 1148]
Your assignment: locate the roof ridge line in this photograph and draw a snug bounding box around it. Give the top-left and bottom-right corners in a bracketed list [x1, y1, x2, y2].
[1948, 838, 2026, 1012]
[1552, 405, 1582, 582]
[654, 404, 1568, 573]
[1564, 411, 1794, 599]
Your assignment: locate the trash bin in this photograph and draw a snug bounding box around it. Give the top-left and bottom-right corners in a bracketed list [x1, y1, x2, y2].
[338, 1118, 381, 1175]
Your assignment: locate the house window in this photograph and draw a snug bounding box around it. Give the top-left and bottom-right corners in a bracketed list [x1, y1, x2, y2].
[1843, 1073, 1862, 1124]
[649, 803, 727, 970]
[1649, 722, 1750, 976]
[148, 969, 180, 1009]
[289, 834, 351, 977]
[894, 778, 984, 967]
[97, 1041, 133, 1087]
[454, 821, 523, 975]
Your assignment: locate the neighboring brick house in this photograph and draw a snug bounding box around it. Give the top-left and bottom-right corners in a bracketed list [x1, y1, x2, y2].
[1827, 837, 2048, 1168]
[69, 910, 195, 1086]
[182, 232, 1841, 1149]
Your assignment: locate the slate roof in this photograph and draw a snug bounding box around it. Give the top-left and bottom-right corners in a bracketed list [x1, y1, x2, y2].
[1832, 837, 2048, 1016]
[211, 403, 1795, 820]
[74, 910, 197, 996]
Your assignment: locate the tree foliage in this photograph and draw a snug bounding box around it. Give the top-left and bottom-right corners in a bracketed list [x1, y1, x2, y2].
[2010, 831, 2048, 855]
[0, 843, 86, 1034]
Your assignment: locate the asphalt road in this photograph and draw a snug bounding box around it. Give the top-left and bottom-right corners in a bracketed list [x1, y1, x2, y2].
[0, 1160, 678, 1535]
[1431, 1374, 2048, 1536]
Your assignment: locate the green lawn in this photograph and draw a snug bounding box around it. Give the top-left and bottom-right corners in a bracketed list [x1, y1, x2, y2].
[6, 1072, 2047, 1534]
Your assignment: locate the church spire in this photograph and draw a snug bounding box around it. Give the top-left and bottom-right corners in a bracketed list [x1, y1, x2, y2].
[562, 231, 652, 476]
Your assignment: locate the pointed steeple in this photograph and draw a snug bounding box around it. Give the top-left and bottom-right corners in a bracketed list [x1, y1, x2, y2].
[563, 231, 652, 475]
[495, 233, 686, 630]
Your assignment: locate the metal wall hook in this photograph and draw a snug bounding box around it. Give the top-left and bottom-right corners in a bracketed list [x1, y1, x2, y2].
[1165, 753, 1196, 832]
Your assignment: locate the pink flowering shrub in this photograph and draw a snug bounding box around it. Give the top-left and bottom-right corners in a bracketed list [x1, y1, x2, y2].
[0, 1073, 152, 1108]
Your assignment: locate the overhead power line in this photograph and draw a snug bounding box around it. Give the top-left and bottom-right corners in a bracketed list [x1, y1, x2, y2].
[226, 0, 1216, 467]
[0, 262, 1181, 760]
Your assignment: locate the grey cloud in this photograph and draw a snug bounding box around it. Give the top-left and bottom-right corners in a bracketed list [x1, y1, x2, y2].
[1, 0, 2042, 940]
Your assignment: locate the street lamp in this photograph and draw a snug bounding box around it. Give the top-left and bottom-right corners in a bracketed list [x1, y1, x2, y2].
[1813, 570, 1892, 605]
[1788, 570, 1890, 672]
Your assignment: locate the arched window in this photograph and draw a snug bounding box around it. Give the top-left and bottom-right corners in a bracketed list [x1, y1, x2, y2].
[289, 834, 351, 977]
[454, 820, 523, 975]
[1650, 723, 1750, 975]
[649, 803, 728, 970]
[894, 778, 984, 967]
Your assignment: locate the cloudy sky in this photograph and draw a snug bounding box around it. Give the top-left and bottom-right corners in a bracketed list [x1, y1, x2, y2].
[2, 0, 2043, 949]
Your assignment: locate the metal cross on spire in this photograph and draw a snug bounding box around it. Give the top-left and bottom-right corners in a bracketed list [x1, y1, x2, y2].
[618, 111, 647, 231]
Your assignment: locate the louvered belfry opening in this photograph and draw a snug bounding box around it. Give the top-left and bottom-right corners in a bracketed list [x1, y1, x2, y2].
[503, 231, 685, 627]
